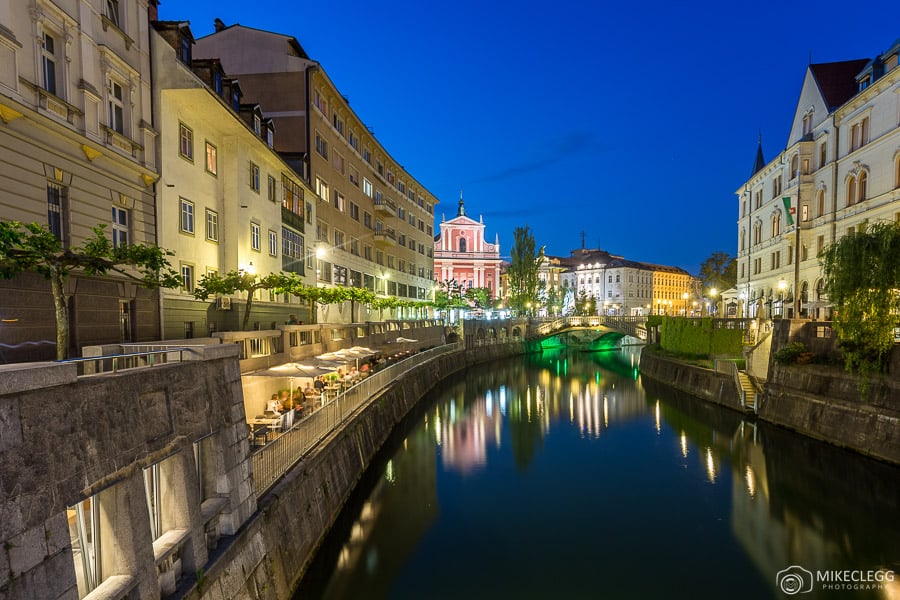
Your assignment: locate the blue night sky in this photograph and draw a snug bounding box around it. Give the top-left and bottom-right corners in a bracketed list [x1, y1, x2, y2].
[161, 1, 899, 275]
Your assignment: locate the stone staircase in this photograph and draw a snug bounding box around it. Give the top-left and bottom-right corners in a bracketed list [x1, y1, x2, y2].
[731, 364, 758, 413]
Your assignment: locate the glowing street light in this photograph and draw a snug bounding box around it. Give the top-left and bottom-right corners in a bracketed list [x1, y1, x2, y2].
[682, 292, 689, 316]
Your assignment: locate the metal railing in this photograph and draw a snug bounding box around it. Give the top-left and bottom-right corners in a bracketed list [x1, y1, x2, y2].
[731, 362, 746, 408]
[60, 347, 195, 377]
[251, 341, 464, 497]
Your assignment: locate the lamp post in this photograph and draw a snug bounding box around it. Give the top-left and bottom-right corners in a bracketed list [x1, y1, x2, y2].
[709, 287, 718, 317]
[682, 292, 689, 317]
[777, 279, 787, 318]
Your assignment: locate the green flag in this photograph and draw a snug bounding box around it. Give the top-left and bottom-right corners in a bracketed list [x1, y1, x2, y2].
[782, 197, 794, 226]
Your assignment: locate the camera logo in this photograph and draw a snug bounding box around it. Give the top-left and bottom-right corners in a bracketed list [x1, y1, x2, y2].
[776, 565, 814, 595]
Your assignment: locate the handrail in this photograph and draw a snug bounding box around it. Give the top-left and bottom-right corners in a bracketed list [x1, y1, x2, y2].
[59, 348, 194, 376]
[251, 342, 464, 497]
[731, 362, 747, 408]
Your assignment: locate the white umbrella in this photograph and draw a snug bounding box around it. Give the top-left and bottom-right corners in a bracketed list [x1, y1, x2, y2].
[250, 362, 339, 402]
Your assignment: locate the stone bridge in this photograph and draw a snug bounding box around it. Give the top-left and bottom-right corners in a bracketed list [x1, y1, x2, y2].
[530, 316, 648, 350]
[463, 316, 647, 350]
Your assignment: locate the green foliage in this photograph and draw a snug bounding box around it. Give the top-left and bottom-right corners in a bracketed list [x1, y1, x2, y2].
[507, 226, 540, 314]
[464, 286, 492, 309]
[699, 251, 737, 291]
[194, 270, 288, 330]
[659, 317, 743, 357]
[0, 221, 181, 359]
[821, 221, 900, 377]
[772, 341, 808, 365]
[574, 290, 594, 316]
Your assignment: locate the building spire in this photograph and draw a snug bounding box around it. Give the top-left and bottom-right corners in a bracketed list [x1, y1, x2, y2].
[457, 188, 465, 217]
[752, 133, 765, 176]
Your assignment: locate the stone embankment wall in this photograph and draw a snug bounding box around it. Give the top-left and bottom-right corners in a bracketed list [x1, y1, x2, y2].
[186, 341, 526, 600]
[0, 345, 256, 600]
[638, 350, 743, 412]
[760, 363, 900, 464]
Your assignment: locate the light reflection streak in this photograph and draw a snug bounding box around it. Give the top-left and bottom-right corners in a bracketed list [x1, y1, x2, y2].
[681, 432, 688, 457]
[655, 400, 660, 434]
[705, 448, 716, 483]
[745, 465, 756, 497]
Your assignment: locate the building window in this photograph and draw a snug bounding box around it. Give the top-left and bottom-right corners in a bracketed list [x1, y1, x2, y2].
[819, 142, 827, 169]
[111, 206, 129, 247]
[41, 31, 58, 95]
[205, 209, 218, 242]
[332, 113, 344, 135]
[181, 263, 194, 292]
[333, 190, 345, 211]
[282, 227, 304, 274]
[251, 222, 261, 251]
[801, 204, 809, 222]
[67, 496, 102, 597]
[47, 182, 68, 244]
[753, 221, 761, 245]
[267, 175, 276, 202]
[205, 142, 217, 174]
[349, 166, 359, 187]
[316, 177, 329, 201]
[858, 171, 867, 202]
[362, 178, 373, 198]
[180, 198, 194, 234]
[363, 148, 371, 164]
[350, 237, 359, 256]
[846, 176, 857, 206]
[282, 175, 304, 218]
[348, 130, 358, 150]
[816, 189, 825, 217]
[364, 212, 372, 228]
[771, 211, 781, 237]
[315, 131, 328, 158]
[268, 230, 277, 256]
[790, 154, 799, 178]
[334, 229, 345, 249]
[179, 123, 193, 160]
[253, 114, 261, 135]
[349, 202, 359, 221]
[108, 79, 125, 134]
[250, 162, 260, 192]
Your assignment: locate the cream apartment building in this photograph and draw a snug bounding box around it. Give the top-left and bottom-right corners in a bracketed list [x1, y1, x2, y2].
[152, 20, 316, 338]
[0, 0, 161, 361]
[192, 22, 438, 322]
[735, 38, 900, 319]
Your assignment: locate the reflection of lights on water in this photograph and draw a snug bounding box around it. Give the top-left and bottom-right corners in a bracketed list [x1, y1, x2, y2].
[449, 402, 456, 423]
[680, 432, 688, 457]
[337, 546, 351, 569]
[485, 390, 493, 417]
[705, 448, 716, 483]
[603, 395, 609, 427]
[360, 501, 374, 521]
[655, 400, 660, 434]
[745, 465, 756, 497]
[499, 386, 507, 415]
[351, 522, 365, 541]
[526, 387, 532, 420]
[495, 416, 502, 448]
[385, 460, 395, 484]
[434, 412, 442, 446]
[366, 548, 378, 574]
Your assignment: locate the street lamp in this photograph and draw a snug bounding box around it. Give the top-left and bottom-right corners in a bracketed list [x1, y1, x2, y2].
[682, 292, 689, 316]
[777, 279, 787, 318]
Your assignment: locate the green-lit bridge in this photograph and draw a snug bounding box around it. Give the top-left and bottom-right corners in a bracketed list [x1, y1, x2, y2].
[532, 316, 648, 350]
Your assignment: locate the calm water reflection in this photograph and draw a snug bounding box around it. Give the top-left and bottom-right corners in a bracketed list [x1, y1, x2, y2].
[295, 349, 900, 599]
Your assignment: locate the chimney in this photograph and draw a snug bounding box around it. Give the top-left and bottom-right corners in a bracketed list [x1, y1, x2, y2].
[214, 18, 226, 32]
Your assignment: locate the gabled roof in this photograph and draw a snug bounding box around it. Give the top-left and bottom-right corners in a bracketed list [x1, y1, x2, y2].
[809, 59, 870, 110]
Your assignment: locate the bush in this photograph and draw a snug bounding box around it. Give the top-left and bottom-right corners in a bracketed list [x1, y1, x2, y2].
[773, 341, 807, 365]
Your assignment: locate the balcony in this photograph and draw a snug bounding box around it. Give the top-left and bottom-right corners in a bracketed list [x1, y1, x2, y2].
[373, 227, 397, 247]
[373, 197, 396, 217]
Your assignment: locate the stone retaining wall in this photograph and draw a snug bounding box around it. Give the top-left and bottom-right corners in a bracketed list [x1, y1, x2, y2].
[183, 342, 527, 600]
[638, 351, 743, 412]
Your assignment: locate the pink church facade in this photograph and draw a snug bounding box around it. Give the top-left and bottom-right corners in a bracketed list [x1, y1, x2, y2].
[433, 197, 502, 299]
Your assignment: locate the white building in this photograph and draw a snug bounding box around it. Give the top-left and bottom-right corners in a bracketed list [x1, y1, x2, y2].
[735, 38, 900, 319]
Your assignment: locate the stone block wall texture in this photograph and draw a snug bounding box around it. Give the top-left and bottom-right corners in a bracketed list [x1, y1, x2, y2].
[638, 351, 743, 412]
[0, 347, 254, 600]
[184, 342, 526, 600]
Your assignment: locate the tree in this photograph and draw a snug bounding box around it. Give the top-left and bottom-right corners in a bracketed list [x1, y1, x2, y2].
[699, 251, 736, 292]
[0, 221, 181, 359]
[821, 221, 900, 379]
[464, 287, 492, 310]
[193, 270, 287, 331]
[507, 226, 540, 314]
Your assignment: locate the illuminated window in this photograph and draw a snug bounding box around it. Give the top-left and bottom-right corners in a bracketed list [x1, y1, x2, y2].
[205, 142, 217, 175]
[108, 79, 125, 134]
[41, 31, 58, 95]
[251, 222, 261, 251]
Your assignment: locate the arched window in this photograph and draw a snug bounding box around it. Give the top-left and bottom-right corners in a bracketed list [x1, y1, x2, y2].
[816, 189, 825, 217]
[753, 221, 762, 245]
[458, 237, 467, 252]
[740, 228, 746, 251]
[815, 279, 824, 301]
[771, 211, 782, 237]
[858, 171, 867, 202]
[847, 176, 857, 206]
[790, 154, 799, 178]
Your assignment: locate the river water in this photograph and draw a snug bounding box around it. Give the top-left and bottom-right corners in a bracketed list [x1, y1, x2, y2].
[294, 348, 900, 599]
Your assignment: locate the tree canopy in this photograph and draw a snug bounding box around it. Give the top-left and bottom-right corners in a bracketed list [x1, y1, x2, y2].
[821, 221, 900, 377]
[0, 221, 181, 359]
[507, 226, 540, 314]
[699, 251, 736, 292]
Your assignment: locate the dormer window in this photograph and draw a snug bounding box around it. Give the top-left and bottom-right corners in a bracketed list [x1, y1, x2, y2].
[253, 114, 261, 135]
[267, 127, 274, 148]
[231, 90, 240, 111]
[178, 35, 191, 65]
[213, 71, 222, 95]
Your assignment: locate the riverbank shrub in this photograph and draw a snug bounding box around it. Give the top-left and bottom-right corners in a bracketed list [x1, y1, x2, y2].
[659, 317, 743, 357]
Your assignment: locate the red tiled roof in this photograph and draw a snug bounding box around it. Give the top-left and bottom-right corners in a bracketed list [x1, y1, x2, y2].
[809, 59, 870, 110]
